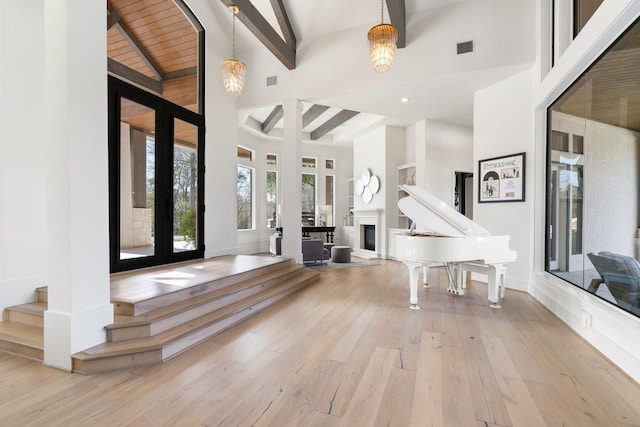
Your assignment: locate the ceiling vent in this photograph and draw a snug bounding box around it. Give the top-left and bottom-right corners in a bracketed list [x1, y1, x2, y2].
[266, 75, 277, 86]
[457, 40, 474, 55]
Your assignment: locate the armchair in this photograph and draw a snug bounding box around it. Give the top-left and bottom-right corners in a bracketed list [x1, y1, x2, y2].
[302, 239, 329, 264]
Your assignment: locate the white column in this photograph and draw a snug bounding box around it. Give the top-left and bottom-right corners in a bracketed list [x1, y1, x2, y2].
[43, 0, 113, 371]
[280, 99, 303, 263]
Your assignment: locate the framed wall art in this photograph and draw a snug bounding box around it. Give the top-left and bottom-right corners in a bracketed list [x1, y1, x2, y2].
[478, 152, 525, 203]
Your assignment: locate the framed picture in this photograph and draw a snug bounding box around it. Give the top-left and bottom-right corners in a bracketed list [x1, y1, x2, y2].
[478, 152, 525, 203]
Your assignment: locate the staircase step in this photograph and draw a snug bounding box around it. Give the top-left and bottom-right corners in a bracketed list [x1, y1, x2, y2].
[72, 269, 319, 374]
[112, 258, 294, 316]
[0, 321, 44, 361]
[36, 286, 48, 303]
[106, 263, 307, 342]
[3, 302, 46, 327]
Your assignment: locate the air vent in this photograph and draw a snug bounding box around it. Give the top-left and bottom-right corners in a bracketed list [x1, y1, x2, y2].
[457, 40, 474, 55]
[266, 75, 277, 86]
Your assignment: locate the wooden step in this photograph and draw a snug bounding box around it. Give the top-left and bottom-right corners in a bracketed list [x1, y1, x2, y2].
[3, 302, 46, 327]
[111, 257, 295, 316]
[0, 321, 44, 361]
[36, 286, 48, 303]
[106, 263, 308, 342]
[72, 269, 318, 374]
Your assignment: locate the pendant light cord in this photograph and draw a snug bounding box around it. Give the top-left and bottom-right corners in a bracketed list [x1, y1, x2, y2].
[380, 0, 384, 24]
[232, 10, 236, 59]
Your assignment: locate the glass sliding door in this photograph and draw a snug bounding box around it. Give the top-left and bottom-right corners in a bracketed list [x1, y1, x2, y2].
[118, 98, 157, 260]
[109, 77, 204, 272]
[172, 118, 199, 253]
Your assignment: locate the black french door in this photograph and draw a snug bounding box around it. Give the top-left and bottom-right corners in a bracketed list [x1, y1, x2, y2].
[108, 76, 204, 272]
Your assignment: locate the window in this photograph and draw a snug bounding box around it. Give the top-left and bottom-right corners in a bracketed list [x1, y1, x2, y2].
[238, 146, 253, 161]
[318, 175, 334, 227]
[302, 157, 316, 168]
[325, 159, 335, 169]
[546, 17, 640, 319]
[266, 171, 277, 229]
[237, 165, 253, 230]
[301, 173, 316, 226]
[267, 153, 277, 166]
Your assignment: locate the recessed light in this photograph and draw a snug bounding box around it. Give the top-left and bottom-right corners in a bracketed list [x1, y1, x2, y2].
[401, 97, 410, 103]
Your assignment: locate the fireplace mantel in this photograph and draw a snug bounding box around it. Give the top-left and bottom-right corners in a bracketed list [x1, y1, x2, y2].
[352, 209, 383, 259]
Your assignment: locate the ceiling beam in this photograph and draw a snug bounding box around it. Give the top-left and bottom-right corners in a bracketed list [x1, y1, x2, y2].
[220, 0, 296, 70]
[108, 4, 164, 81]
[108, 58, 163, 94]
[311, 110, 359, 140]
[386, 0, 406, 48]
[302, 104, 330, 128]
[261, 105, 283, 133]
[164, 67, 198, 80]
[269, 0, 296, 48]
[107, 7, 119, 30]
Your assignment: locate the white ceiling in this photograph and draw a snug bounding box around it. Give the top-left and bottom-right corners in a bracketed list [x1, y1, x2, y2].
[227, 0, 526, 145]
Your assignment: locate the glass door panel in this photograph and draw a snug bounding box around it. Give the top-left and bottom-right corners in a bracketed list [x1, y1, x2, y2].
[173, 118, 199, 253]
[119, 98, 156, 261]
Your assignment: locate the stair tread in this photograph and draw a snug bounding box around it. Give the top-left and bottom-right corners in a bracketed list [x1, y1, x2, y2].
[73, 270, 318, 361]
[110, 257, 293, 305]
[6, 302, 47, 316]
[108, 263, 307, 328]
[0, 322, 44, 348]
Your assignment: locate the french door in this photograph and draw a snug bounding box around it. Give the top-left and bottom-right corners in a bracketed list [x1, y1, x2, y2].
[108, 77, 204, 272]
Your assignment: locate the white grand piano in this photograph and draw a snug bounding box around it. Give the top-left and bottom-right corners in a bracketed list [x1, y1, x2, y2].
[395, 185, 516, 309]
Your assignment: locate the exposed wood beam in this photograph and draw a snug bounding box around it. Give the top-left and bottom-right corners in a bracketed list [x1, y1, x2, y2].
[108, 4, 164, 80]
[386, 0, 406, 48]
[164, 67, 198, 80]
[269, 0, 296, 48]
[107, 6, 119, 30]
[220, 0, 296, 70]
[108, 58, 163, 94]
[302, 104, 330, 128]
[311, 110, 359, 140]
[261, 105, 283, 133]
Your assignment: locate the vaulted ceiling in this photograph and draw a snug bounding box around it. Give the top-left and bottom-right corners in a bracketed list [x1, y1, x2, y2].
[107, 0, 538, 146]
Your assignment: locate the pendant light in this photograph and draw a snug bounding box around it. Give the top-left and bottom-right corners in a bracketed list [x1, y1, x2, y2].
[367, 0, 398, 73]
[221, 5, 246, 96]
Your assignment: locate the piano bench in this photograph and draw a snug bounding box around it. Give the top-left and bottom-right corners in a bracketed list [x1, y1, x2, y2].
[458, 262, 507, 299]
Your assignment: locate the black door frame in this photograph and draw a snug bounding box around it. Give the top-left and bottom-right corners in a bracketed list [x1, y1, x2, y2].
[108, 76, 205, 272]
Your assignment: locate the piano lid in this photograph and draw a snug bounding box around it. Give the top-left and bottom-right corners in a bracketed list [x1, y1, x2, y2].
[398, 185, 490, 237]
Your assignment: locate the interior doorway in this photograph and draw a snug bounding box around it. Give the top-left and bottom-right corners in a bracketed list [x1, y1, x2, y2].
[455, 171, 474, 218]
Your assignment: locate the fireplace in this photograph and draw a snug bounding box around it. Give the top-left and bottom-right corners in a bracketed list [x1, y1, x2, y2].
[363, 225, 375, 251]
[352, 208, 383, 259]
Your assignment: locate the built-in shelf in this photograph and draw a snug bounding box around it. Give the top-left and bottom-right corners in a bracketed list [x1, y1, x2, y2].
[396, 163, 416, 229]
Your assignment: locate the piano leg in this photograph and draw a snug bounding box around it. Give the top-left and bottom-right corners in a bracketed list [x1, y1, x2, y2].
[487, 264, 506, 309]
[406, 263, 422, 310]
[446, 263, 464, 296]
[422, 266, 431, 288]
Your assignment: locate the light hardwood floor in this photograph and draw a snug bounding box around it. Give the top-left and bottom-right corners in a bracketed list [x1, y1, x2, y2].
[1, 259, 639, 426]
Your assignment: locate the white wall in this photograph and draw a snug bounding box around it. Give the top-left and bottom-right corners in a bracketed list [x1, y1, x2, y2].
[353, 127, 387, 213]
[474, 69, 534, 292]
[416, 120, 473, 207]
[0, 1, 48, 312]
[532, 0, 640, 383]
[188, 0, 241, 258]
